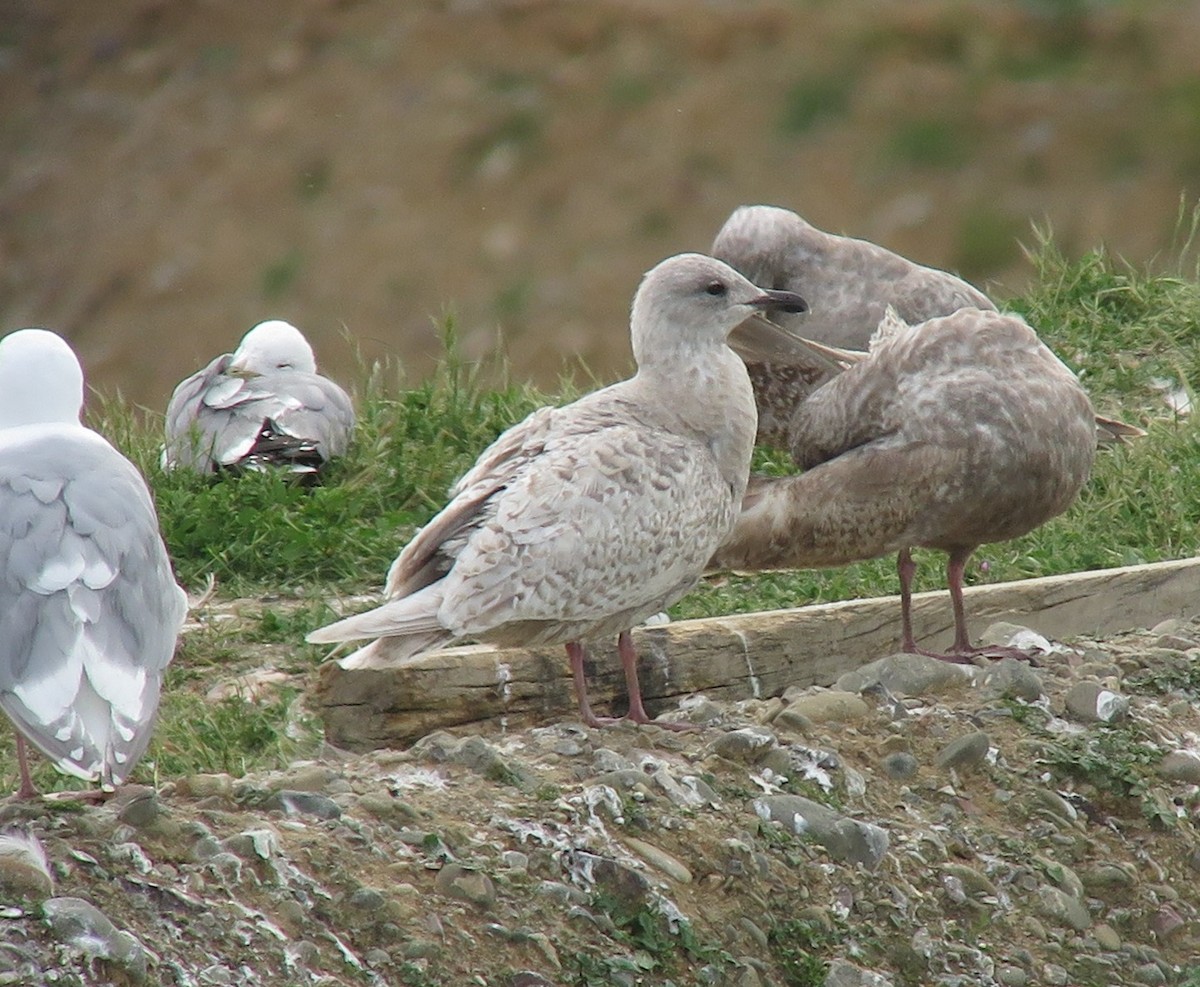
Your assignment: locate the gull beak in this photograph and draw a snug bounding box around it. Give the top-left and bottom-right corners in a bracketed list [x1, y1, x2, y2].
[225, 365, 262, 380]
[728, 288, 809, 363]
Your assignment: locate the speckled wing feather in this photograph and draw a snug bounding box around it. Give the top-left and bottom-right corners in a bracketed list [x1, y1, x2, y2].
[0, 429, 187, 785]
[435, 406, 737, 639]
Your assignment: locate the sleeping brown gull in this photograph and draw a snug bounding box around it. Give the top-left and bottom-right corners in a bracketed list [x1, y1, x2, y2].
[307, 253, 807, 727]
[163, 319, 355, 477]
[0, 328, 187, 796]
[709, 306, 1097, 662]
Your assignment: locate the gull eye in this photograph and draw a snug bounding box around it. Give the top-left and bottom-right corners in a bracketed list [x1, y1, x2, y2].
[705, 280, 727, 297]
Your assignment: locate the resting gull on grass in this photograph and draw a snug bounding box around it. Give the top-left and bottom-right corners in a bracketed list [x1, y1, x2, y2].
[163, 319, 355, 477]
[308, 253, 807, 728]
[709, 306, 1098, 663]
[0, 329, 187, 797]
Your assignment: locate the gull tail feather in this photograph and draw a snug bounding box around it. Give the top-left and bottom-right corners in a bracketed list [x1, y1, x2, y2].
[306, 587, 450, 653]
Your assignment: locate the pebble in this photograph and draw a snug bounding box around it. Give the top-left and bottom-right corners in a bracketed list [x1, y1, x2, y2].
[881, 752, 918, 780]
[1033, 885, 1091, 931]
[1042, 963, 1069, 986]
[977, 658, 1045, 701]
[836, 652, 973, 698]
[996, 965, 1027, 986]
[935, 731, 991, 771]
[780, 691, 871, 724]
[771, 708, 814, 735]
[0, 833, 53, 900]
[823, 958, 895, 986]
[752, 794, 888, 869]
[1157, 750, 1200, 783]
[434, 864, 496, 909]
[42, 896, 148, 979]
[1133, 962, 1167, 985]
[1063, 681, 1129, 723]
[708, 726, 777, 763]
[1092, 923, 1121, 950]
[114, 788, 161, 829]
[263, 790, 342, 820]
[622, 836, 692, 883]
[177, 774, 235, 800]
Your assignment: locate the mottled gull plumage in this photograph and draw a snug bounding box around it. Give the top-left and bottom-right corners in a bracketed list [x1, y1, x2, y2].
[0, 328, 187, 795]
[163, 320, 355, 476]
[308, 254, 807, 727]
[712, 204, 995, 448]
[710, 307, 1097, 662]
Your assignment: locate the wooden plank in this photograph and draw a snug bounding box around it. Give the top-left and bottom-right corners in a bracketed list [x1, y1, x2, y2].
[313, 557, 1200, 751]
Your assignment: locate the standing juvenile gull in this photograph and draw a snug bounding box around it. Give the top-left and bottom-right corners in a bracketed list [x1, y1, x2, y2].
[0, 329, 187, 796]
[710, 307, 1097, 662]
[307, 254, 807, 727]
[163, 319, 355, 477]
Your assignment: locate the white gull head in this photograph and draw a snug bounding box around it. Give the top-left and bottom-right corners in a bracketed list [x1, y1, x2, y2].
[228, 320, 318, 375]
[0, 328, 85, 429]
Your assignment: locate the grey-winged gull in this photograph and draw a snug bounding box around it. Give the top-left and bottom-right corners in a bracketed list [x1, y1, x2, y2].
[307, 254, 807, 727]
[709, 307, 1097, 662]
[163, 319, 355, 477]
[0, 328, 187, 796]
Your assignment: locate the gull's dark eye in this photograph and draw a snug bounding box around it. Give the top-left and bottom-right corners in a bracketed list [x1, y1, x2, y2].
[705, 280, 727, 297]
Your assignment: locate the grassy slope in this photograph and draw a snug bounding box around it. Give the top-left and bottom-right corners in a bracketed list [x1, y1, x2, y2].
[6, 238, 1200, 792]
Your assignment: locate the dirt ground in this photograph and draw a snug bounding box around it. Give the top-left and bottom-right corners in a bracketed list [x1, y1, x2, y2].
[3, 0, 1200, 410]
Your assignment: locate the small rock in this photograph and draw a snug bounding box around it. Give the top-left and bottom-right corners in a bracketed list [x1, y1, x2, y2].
[263, 790, 342, 820]
[1033, 884, 1091, 931]
[977, 658, 1044, 701]
[1042, 964, 1069, 986]
[781, 691, 871, 724]
[364, 947, 391, 968]
[1132, 962, 1167, 986]
[708, 726, 777, 763]
[1093, 923, 1121, 950]
[752, 795, 888, 869]
[115, 788, 161, 829]
[434, 863, 496, 909]
[622, 836, 692, 883]
[1081, 864, 1136, 894]
[836, 653, 972, 697]
[501, 851, 528, 872]
[941, 863, 996, 897]
[997, 965, 1027, 986]
[43, 896, 146, 977]
[1158, 751, 1200, 783]
[1029, 789, 1077, 823]
[0, 832, 53, 900]
[823, 958, 895, 986]
[570, 851, 651, 922]
[348, 888, 387, 910]
[1063, 681, 1129, 723]
[177, 774, 235, 800]
[510, 973, 556, 987]
[881, 752, 918, 780]
[771, 708, 814, 735]
[936, 731, 991, 770]
[279, 764, 343, 792]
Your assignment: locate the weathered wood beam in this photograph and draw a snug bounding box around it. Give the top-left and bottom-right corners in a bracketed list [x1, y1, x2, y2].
[313, 557, 1200, 751]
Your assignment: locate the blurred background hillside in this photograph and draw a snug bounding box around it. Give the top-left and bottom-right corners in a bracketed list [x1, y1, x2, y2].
[3, 0, 1199, 408]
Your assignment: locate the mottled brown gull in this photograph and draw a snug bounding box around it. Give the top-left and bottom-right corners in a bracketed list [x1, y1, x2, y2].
[0, 329, 187, 796]
[163, 320, 355, 477]
[713, 204, 995, 446]
[710, 307, 1097, 662]
[307, 254, 807, 728]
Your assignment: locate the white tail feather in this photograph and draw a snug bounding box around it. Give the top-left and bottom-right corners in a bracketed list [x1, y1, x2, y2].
[306, 587, 447, 644]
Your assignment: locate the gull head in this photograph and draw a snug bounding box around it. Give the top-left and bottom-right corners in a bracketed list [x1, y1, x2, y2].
[229, 320, 318, 376]
[0, 328, 85, 429]
[629, 253, 807, 367]
[711, 204, 811, 298]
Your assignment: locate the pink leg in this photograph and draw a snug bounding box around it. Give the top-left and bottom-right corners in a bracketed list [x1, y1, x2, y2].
[566, 642, 618, 728]
[14, 734, 37, 799]
[906, 547, 1038, 665]
[897, 549, 919, 653]
[618, 631, 695, 732]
